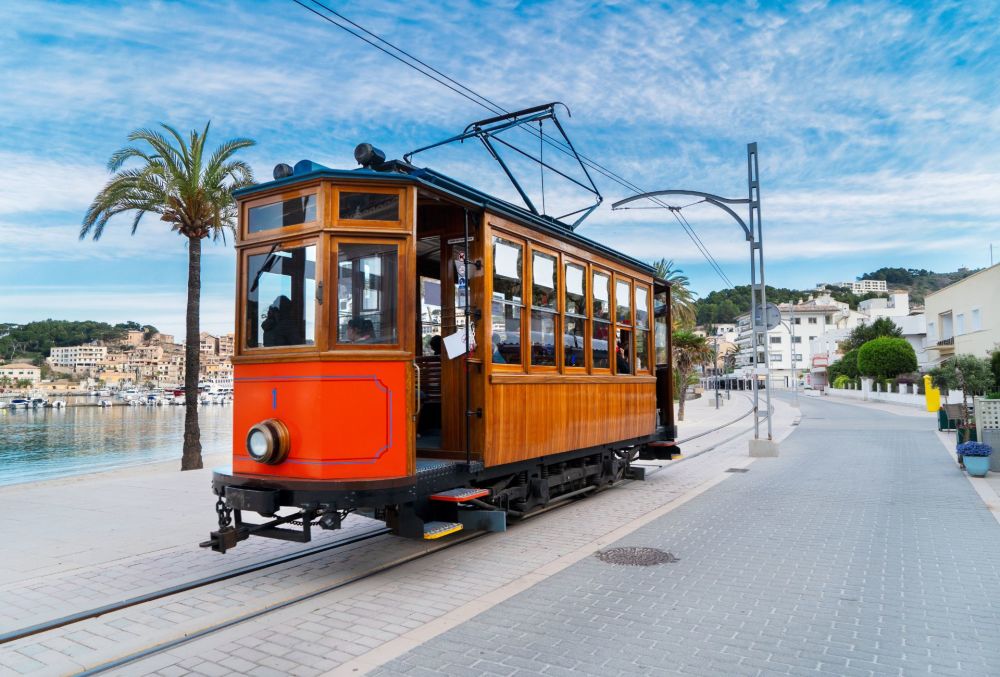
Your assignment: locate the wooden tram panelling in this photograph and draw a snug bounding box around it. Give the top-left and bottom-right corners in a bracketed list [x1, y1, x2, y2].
[205, 148, 674, 552]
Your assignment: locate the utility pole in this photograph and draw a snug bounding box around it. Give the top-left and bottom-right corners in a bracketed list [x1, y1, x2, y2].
[790, 301, 799, 408]
[612, 143, 779, 457]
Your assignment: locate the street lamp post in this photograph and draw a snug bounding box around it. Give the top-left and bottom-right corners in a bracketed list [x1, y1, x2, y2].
[612, 143, 778, 456]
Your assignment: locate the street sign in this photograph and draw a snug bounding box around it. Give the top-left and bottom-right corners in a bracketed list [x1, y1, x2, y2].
[753, 302, 781, 330]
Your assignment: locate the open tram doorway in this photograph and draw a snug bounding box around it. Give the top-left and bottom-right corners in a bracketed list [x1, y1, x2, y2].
[413, 199, 484, 461]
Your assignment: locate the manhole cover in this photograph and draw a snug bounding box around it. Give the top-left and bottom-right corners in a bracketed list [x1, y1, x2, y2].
[596, 547, 679, 566]
[725, 468, 750, 473]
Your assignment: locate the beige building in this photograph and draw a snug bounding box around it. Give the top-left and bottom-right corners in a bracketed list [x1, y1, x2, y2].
[1, 363, 41, 385]
[925, 263, 1000, 365]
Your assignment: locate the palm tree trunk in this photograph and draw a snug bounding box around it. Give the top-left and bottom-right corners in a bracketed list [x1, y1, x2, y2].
[181, 235, 203, 471]
[677, 381, 687, 421]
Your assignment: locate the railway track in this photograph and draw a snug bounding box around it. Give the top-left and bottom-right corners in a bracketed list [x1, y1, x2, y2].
[5, 401, 763, 674]
[0, 525, 392, 645]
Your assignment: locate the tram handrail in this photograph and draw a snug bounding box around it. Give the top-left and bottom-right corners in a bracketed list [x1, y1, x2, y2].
[413, 361, 421, 419]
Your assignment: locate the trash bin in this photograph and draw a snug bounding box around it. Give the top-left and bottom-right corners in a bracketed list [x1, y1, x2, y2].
[938, 407, 948, 431]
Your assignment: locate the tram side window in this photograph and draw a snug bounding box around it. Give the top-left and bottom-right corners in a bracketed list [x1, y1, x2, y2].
[654, 290, 668, 365]
[245, 244, 316, 348]
[614, 278, 633, 374]
[337, 243, 398, 345]
[530, 250, 557, 367]
[564, 263, 587, 369]
[491, 237, 523, 365]
[248, 194, 316, 233]
[635, 285, 651, 373]
[592, 271, 611, 369]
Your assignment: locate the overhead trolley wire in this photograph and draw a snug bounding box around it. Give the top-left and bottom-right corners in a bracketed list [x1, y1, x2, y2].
[290, 0, 736, 288]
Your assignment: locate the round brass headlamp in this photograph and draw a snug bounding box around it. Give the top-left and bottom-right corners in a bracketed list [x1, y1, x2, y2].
[246, 419, 290, 465]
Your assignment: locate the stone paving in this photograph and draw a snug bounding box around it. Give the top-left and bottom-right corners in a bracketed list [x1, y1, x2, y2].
[373, 395, 1000, 677]
[0, 395, 787, 675]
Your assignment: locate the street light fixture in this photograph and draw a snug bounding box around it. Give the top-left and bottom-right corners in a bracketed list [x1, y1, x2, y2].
[612, 143, 778, 456]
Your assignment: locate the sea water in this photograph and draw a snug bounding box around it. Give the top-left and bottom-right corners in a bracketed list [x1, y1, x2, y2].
[0, 405, 232, 486]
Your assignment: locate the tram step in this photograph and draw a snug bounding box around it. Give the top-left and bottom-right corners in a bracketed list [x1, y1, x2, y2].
[429, 487, 490, 503]
[423, 521, 464, 540]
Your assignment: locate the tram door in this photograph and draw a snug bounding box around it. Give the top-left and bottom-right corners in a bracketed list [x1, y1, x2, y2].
[414, 210, 485, 460]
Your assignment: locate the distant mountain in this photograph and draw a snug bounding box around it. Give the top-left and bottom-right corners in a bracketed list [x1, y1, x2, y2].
[694, 267, 979, 325]
[858, 267, 979, 304]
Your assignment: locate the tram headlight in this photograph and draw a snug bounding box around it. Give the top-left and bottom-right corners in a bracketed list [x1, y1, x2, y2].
[245, 419, 290, 465]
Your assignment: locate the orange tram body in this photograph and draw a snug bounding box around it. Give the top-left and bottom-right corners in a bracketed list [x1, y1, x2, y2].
[203, 143, 678, 553]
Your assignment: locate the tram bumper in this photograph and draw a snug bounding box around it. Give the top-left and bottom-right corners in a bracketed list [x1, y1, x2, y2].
[201, 467, 416, 553]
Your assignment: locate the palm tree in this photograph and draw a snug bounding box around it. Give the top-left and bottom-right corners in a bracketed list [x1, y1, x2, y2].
[672, 330, 712, 422]
[82, 122, 255, 470]
[653, 259, 697, 329]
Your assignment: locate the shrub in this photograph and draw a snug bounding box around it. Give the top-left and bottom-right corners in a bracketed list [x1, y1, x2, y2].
[992, 349, 1000, 390]
[832, 375, 850, 389]
[957, 442, 992, 457]
[857, 337, 917, 380]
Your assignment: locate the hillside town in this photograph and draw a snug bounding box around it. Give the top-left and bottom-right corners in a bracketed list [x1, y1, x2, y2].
[0, 329, 234, 398]
[696, 264, 1000, 399]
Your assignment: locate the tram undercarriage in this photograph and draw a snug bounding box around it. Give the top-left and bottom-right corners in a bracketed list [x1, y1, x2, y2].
[202, 433, 679, 553]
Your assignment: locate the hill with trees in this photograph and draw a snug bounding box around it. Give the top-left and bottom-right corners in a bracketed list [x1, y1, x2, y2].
[0, 320, 157, 364]
[859, 267, 978, 303]
[694, 267, 979, 324]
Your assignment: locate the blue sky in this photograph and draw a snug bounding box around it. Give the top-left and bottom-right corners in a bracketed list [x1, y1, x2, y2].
[2, 0, 999, 337]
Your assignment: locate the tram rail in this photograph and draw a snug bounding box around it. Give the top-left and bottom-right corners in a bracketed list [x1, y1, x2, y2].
[0, 525, 391, 646]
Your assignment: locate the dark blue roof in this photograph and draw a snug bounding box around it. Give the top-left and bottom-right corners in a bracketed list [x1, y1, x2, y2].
[234, 160, 655, 275]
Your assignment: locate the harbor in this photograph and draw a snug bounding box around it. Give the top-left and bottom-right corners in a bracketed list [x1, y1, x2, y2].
[0, 404, 232, 487]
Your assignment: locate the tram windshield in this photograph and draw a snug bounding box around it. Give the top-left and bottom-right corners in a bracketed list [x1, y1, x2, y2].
[245, 244, 316, 348]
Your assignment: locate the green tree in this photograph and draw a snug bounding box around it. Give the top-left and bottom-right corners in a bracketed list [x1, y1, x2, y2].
[827, 348, 860, 383]
[930, 355, 995, 440]
[82, 122, 255, 471]
[653, 259, 697, 329]
[991, 349, 1000, 392]
[672, 330, 712, 422]
[857, 337, 917, 380]
[841, 317, 903, 352]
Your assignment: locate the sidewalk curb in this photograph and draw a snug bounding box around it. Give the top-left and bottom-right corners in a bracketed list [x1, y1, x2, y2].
[933, 428, 1000, 527]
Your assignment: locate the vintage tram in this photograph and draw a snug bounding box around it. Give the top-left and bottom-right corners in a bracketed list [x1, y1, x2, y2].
[203, 137, 677, 553]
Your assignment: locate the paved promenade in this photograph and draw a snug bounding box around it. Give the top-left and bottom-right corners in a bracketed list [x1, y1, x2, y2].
[6, 393, 999, 676]
[374, 394, 1000, 676]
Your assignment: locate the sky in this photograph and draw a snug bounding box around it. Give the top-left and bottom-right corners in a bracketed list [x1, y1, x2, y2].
[2, 0, 999, 337]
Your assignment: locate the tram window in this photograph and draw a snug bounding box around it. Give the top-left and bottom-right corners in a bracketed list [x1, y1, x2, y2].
[529, 251, 557, 367]
[635, 330, 649, 372]
[248, 195, 316, 233]
[245, 244, 316, 348]
[564, 263, 587, 369]
[492, 237, 523, 365]
[654, 290, 668, 365]
[564, 316, 586, 368]
[592, 271, 611, 369]
[337, 243, 398, 345]
[616, 329, 633, 375]
[635, 285, 651, 372]
[616, 279, 631, 326]
[491, 302, 522, 365]
[339, 192, 399, 221]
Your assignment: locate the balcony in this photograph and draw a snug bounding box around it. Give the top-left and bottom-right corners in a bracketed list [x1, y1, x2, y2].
[937, 337, 954, 346]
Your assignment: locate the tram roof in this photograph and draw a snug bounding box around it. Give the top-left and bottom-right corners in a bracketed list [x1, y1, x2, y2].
[234, 160, 655, 275]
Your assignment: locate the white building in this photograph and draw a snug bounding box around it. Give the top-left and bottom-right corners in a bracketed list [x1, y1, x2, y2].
[857, 291, 909, 320]
[49, 344, 108, 370]
[0, 363, 41, 385]
[734, 293, 865, 387]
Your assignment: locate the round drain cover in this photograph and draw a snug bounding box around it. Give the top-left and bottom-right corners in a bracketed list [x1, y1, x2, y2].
[596, 546, 679, 566]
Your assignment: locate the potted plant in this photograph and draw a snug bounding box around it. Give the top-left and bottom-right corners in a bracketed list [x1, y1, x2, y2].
[958, 442, 992, 477]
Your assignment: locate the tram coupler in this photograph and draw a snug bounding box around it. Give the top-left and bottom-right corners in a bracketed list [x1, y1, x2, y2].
[200, 525, 249, 554]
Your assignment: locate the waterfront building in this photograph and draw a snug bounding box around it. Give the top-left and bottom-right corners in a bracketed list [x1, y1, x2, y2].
[49, 344, 108, 370]
[0, 363, 41, 385]
[924, 263, 1000, 365]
